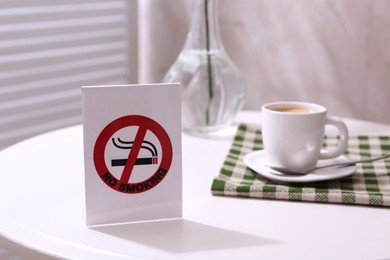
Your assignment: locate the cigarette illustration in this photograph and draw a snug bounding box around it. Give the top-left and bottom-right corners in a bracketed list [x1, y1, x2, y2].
[111, 138, 158, 166]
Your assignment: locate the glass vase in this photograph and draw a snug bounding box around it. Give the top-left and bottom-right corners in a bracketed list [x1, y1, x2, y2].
[163, 0, 246, 134]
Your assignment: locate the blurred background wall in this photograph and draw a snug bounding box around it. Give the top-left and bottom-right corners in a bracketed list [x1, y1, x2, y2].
[138, 0, 390, 124]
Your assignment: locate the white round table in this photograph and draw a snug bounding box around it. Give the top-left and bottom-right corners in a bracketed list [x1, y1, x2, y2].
[0, 111, 389, 259]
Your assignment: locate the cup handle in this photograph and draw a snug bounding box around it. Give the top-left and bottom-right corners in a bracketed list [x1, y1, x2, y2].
[319, 116, 349, 160]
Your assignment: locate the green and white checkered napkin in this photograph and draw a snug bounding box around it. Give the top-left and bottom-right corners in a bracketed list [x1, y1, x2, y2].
[211, 124, 390, 207]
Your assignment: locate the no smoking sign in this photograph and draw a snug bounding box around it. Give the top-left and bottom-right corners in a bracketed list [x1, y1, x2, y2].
[94, 115, 172, 194]
[83, 83, 182, 226]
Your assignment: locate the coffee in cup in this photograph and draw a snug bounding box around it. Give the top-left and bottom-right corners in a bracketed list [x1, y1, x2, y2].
[269, 106, 315, 113]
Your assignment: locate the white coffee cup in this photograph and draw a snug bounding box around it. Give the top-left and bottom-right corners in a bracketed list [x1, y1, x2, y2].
[261, 101, 349, 172]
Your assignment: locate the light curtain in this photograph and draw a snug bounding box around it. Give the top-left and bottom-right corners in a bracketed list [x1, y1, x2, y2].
[0, 0, 135, 150]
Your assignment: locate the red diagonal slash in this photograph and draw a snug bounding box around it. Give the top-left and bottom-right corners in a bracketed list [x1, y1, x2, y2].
[120, 126, 147, 183]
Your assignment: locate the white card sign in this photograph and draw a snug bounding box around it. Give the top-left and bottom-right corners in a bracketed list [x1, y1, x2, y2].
[82, 83, 182, 226]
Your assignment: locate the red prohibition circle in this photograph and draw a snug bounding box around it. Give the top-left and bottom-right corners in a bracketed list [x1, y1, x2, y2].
[93, 115, 173, 194]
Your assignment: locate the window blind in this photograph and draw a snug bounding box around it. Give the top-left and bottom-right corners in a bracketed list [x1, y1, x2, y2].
[0, 0, 133, 150]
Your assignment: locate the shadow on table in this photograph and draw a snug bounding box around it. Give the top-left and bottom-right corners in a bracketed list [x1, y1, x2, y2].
[92, 219, 279, 253]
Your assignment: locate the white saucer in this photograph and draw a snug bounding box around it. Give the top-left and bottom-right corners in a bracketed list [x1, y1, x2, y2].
[243, 150, 357, 183]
